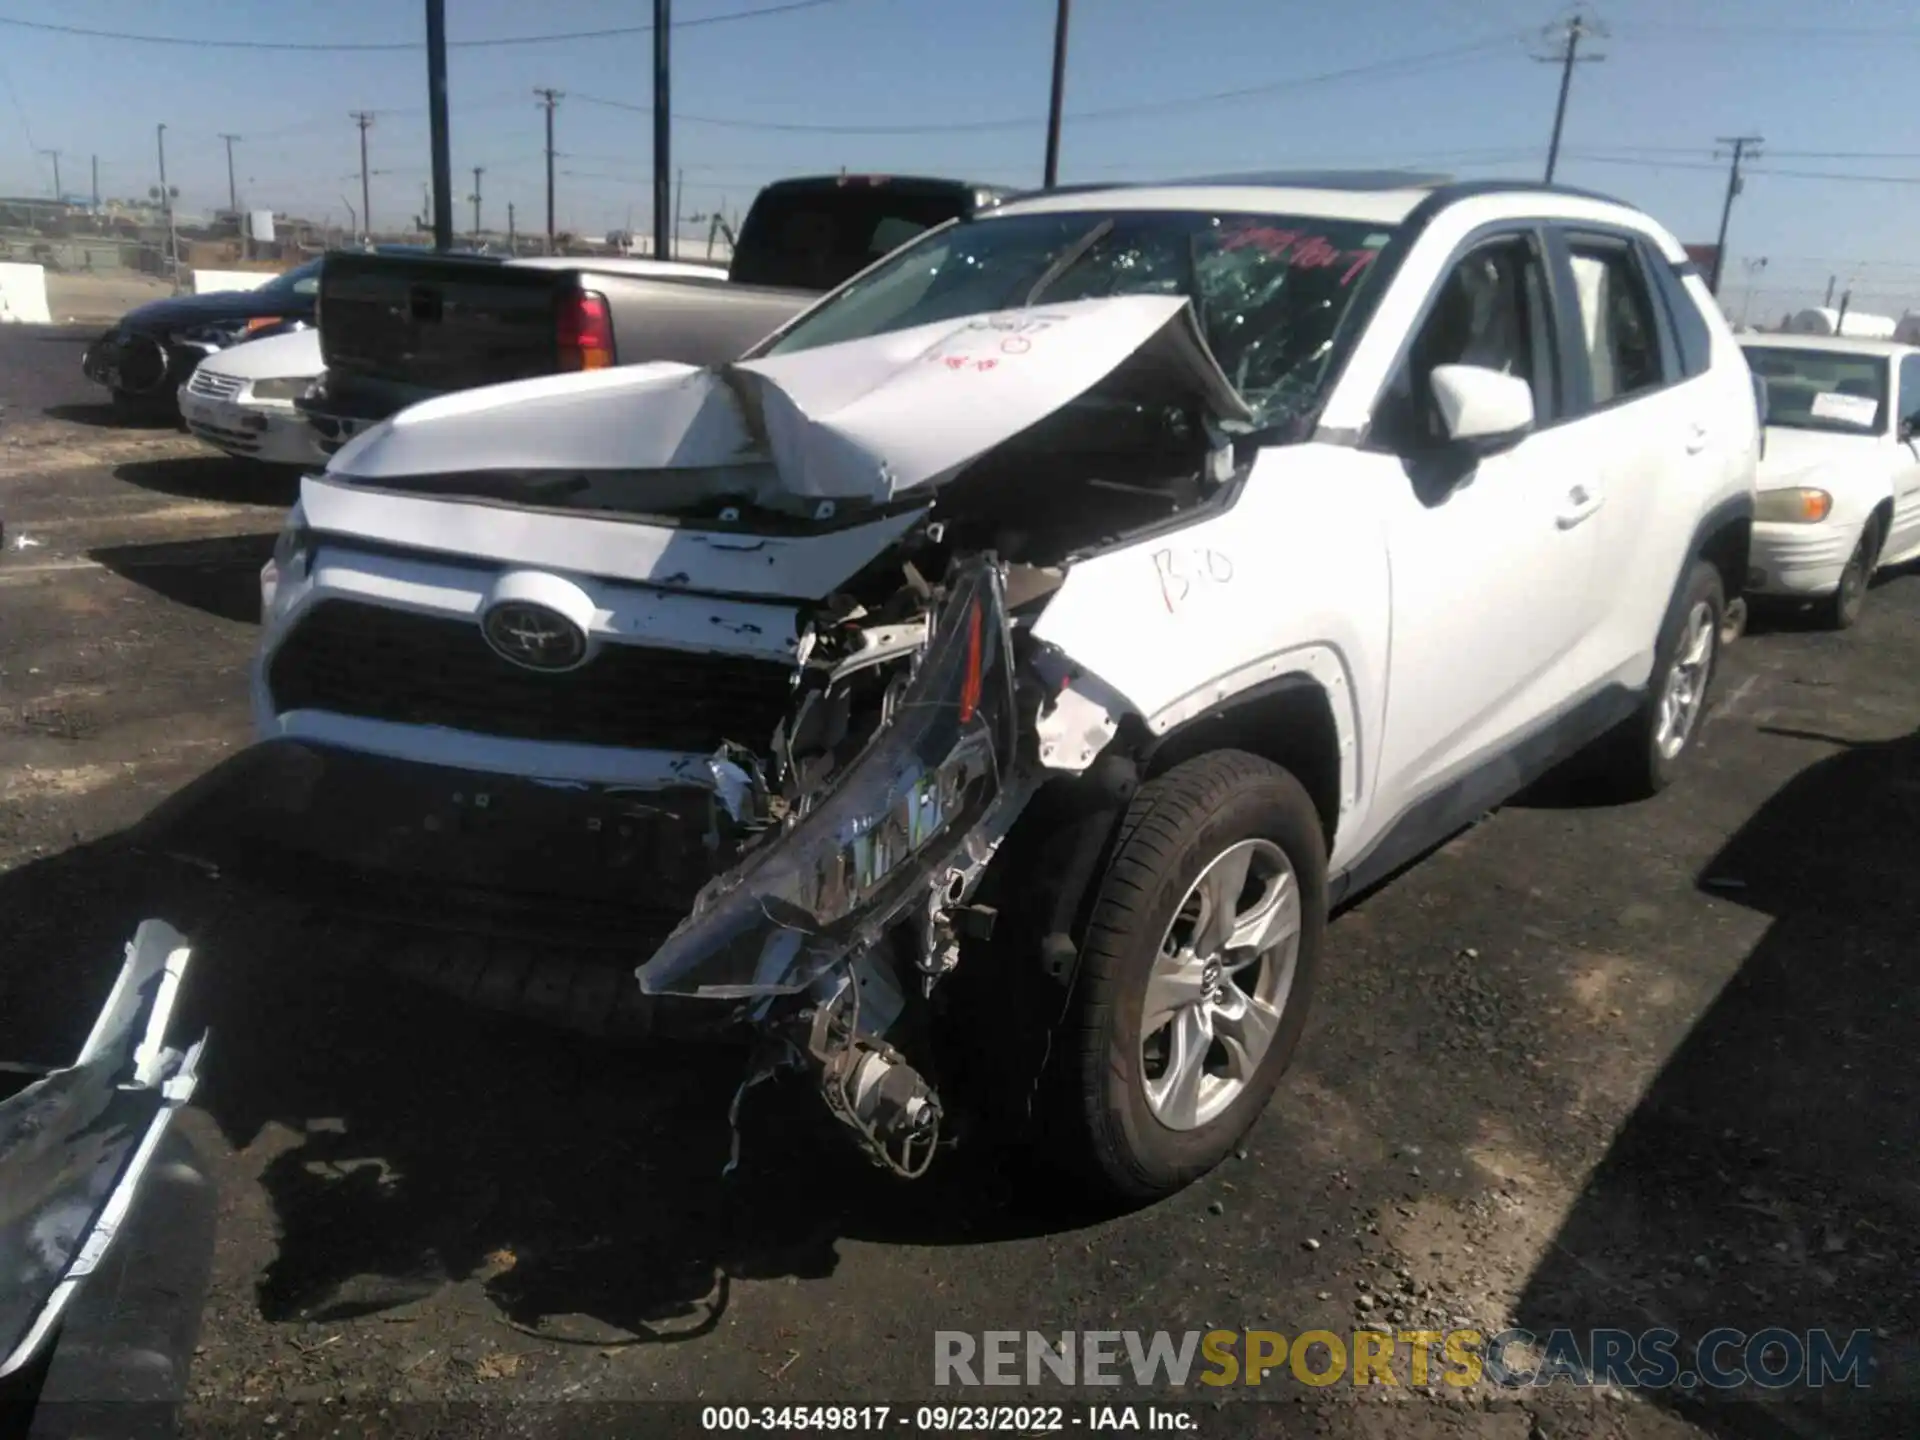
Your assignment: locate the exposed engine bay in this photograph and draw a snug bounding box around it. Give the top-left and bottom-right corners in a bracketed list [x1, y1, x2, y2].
[620, 398, 1241, 1177]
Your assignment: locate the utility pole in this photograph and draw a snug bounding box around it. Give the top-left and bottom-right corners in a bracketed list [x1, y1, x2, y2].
[156, 124, 177, 291]
[1823, 275, 1836, 307]
[90, 154, 98, 210]
[426, 0, 453, 252]
[1709, 135, 1762, 297]
[652, 0, 671, 263]
[1739, 256, 1768, 328]
[217, 133, 240, 214]
[1536, 10, 1606, 184]
[351, 111, 376, 240]
[534, 88, 563, 253]
[508, 200, 516, 253]
[1043, 0, 1071, 187]
[673, 167, 684, 260]
[469, 166, 484, 239]
[39, 149, 61, 200]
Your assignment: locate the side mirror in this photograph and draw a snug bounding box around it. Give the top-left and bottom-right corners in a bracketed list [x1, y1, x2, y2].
[1430, 364, 1535, 455]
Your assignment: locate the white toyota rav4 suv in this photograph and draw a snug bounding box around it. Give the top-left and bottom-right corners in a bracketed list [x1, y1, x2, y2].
[226, 173, 1759, 1200]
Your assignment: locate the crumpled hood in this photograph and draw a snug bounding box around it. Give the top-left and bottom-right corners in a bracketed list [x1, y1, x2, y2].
[198, 325, 323, 382]
[328, 294, 1252, 504]
[1759, 426, 1879, 487]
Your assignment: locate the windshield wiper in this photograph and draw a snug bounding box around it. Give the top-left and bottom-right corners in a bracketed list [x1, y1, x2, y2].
[1024, 220, 1117, 306]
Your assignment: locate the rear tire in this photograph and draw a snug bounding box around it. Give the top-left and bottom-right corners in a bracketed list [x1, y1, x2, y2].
[1038, 750, 1327, 1203]
[1597, 559, 1724, 800]
[1816, 518, 1879, 631]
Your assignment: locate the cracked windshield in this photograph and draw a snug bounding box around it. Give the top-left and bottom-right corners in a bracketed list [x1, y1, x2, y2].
[0, 0, 1914, 1435]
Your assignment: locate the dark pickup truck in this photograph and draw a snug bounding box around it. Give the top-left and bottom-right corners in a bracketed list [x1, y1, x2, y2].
[300, 174, 1011, 454]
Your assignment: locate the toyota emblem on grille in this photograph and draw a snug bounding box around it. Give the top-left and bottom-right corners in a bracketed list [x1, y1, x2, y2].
[481, 601, 588, 672]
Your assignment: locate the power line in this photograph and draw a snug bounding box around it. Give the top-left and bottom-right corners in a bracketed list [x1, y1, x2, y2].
[0, 0, 851, 52]
[1617, 21, 1920, 39]
[1567, 151, 1920, 184]
[574, 36, 1523, 137]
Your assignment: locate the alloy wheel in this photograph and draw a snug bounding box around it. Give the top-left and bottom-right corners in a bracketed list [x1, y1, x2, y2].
[1139, 838, 1303, 1131]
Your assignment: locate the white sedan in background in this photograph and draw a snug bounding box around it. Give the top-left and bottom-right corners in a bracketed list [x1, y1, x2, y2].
[1742, 335, 1920, 627]
[179, 327, 326, 467]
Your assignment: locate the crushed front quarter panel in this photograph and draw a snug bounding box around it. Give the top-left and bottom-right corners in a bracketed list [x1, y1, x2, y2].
[0, 921, 205, 1381]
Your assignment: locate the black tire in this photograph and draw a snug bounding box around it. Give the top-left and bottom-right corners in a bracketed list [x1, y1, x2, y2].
[1598, 558, 1725, 799]
[1816, 518, 1880, 631]
[1039, 750, 1327, 1203]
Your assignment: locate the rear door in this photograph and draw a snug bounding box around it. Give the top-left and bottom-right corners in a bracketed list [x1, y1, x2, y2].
[1546, 227, 1706, 686]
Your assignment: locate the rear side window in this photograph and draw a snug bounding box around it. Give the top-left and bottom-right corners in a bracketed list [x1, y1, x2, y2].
[1564, 238, 1666, 406]
[1644, 246, 1715, 380]
[730, 187, 977, 291]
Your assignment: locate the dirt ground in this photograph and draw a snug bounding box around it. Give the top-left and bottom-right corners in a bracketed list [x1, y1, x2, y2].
[2, 322, 1916, 1439]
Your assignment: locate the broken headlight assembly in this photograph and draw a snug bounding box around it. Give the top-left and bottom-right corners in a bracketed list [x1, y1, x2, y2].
[635, 555, 1021, 1004]
[260, 508, 312, 615]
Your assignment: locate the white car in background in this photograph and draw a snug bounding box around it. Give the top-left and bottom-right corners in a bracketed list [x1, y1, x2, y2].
[180, 327, 326, 467]
[1742, 335, 1920, 627]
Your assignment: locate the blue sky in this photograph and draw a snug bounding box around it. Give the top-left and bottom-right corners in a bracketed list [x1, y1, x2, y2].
[2, 0, 1917, 317]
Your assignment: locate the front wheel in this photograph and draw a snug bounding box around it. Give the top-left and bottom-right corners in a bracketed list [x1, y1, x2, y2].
[1039, 750, 1327, 1203]
[1816, 519, 1879, 630]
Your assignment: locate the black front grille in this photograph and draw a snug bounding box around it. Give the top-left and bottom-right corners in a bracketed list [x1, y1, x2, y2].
[269, 600, 796, 751]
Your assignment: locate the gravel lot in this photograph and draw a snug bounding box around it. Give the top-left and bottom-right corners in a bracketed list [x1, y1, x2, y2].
[2, 322, 1916, 1439]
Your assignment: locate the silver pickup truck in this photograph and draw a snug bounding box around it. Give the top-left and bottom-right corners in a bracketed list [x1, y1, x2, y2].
[299, 174, 1012, 454]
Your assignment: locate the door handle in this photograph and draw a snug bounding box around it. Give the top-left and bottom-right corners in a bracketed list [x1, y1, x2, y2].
[1557, 484, 1605, 529]
[1685, 424, 1710, 455]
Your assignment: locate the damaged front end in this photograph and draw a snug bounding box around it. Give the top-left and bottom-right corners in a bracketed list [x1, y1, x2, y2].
[635, 557, 1028, 1176]
[282, 290, 1282, 1176]
[1, 922, 205, 1381]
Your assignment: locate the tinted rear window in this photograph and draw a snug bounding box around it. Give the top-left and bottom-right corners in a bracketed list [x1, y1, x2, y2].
[730, 186, 978, 290]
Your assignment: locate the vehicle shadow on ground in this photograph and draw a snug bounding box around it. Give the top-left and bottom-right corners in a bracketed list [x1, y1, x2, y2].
[0, 807, 1081, 1353]
[113, 456, 300, 507]
[41, 401, 178, 430]
[193, 909, 1075, 1343]
[90, 533, 275, 625]
[1512, 723, 1920, 1438]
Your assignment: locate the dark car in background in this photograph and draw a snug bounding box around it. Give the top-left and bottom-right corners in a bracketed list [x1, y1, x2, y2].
[80, 258, 324, 418]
